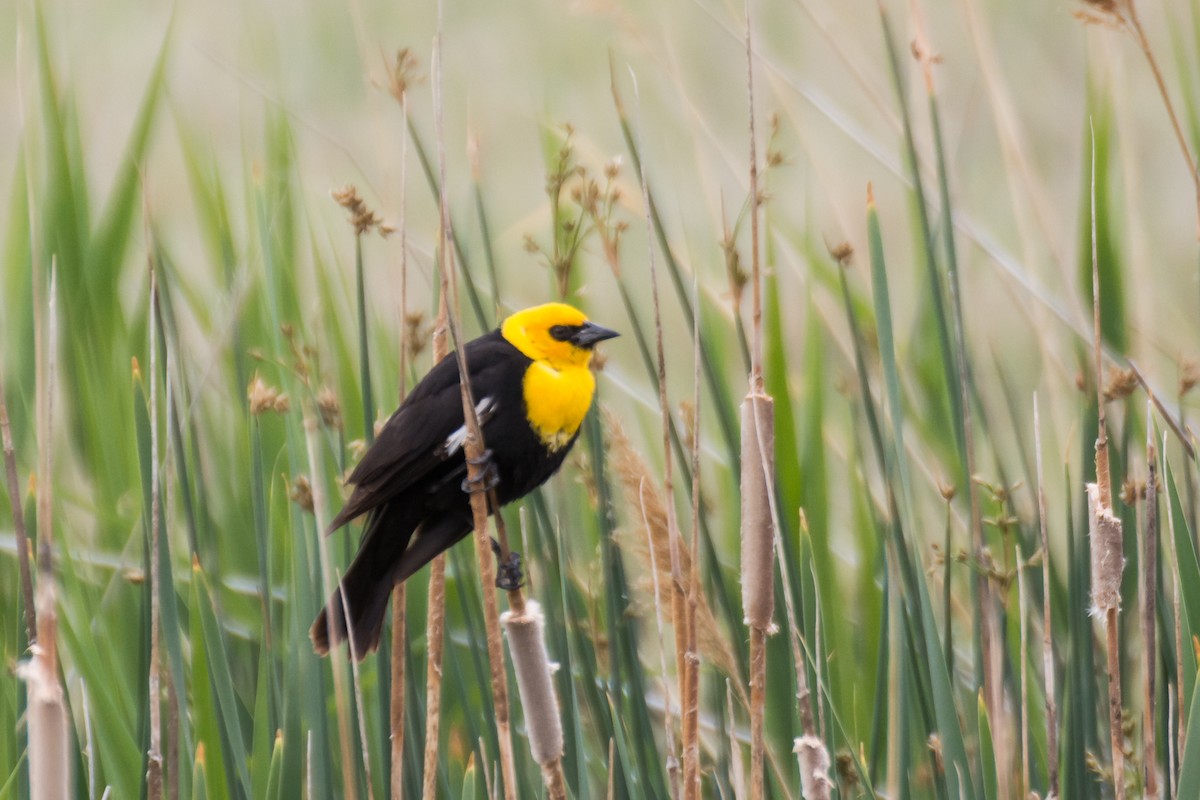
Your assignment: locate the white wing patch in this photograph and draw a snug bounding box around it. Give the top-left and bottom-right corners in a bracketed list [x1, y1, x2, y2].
[438, 396, 497, 458]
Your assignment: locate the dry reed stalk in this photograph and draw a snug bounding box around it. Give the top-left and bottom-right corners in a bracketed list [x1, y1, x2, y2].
[1089, 121, 1125, 800]
[793, 735, 833, 800]
[1121, 2, 1200, 238]
[742, 392, 775, 800]
[431, 16, 531, 797]
[948, 275, 1008, 796]
[147, 256, 165, 799]
[681, 282, 702, 800]
[1034, 394, 1059, 798]
[421, 62, 452, 792]
[421, 289, 449, 800]
[727, 681, 746, 800]
[0, 363, 35, 644]
[641, 480, 681, 797]
[302, 407, 359, 800]
[636, 97, 688, 793]
[1017, 545, 1030, 796]
[1144, 405, 1159, 798]
[385, 48, 415, 800]
[742, 5, 776, 799]
[1172, 471, 1184, 781]
[25, 265, 69, 800]
[389, 581, 406, 799]
[625, 54, 694, 796]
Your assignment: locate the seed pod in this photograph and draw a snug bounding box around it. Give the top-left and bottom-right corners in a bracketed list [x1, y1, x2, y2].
[501, 600, 563, 765]
[1087, 482, 1124, 614]
[740, 392, 776, 629]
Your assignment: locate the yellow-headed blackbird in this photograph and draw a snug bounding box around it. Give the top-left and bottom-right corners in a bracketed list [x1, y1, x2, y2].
[311, 302, 618, 657]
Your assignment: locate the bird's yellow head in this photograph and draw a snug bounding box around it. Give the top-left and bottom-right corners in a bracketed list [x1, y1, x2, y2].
[501, 303, 619, 369]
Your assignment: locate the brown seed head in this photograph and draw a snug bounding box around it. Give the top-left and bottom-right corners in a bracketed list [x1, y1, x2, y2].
[1119, 478, 1144, 506]
[289, 475, 314, 513]
[316, 387, 343, 431]
[248, 373, 286, 416]
[331, 185, 392, 237]
[1102, 367, 1139, 402]
[385, 48, 424, 103]
[1181, 359, 1199, 397]
[828, 241, 854, 267]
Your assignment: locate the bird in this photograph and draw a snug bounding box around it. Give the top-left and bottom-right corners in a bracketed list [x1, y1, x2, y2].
[311, 302, 619, 658]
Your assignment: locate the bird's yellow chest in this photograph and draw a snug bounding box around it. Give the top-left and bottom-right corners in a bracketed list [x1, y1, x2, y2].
[522, 362, 596, 452]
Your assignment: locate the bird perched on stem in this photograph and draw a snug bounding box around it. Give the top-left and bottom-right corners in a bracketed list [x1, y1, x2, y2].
[312, 302, 618, 658]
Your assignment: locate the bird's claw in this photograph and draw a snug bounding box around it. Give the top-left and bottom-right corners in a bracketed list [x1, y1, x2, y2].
[494, 548, 524, 591]
[461, 449, 500, 494]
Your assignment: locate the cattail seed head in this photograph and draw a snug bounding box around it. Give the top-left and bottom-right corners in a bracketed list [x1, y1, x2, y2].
[1087, 482, 1124, 614]
[501, 600, 563, 766]
[740, 393, 776, 629]
[794, 735, 833, 800]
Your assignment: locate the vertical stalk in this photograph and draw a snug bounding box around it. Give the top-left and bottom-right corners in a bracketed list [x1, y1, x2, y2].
[1090, 122, 1124, 800]
[26, 265, 69, 800]
[303, 407, 359, 800]
[147, 249, 164, 799]
[1034, 395, 1059, 799]
[1144, 406, 1159, 799]
[742, 4, 775, 799]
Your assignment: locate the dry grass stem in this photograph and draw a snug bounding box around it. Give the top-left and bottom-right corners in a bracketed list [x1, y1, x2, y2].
[742, 4, 775, 797]
[421, 553, 446, 800]
[1017, 545, 1030, 796]
[1143, 406, 1159, 798]
[641, 479, 681, 797]
[390, 582, 406, 800]
[681, 280, 702, 800]
[1034, 394, 1059, 798]
[637, 89, 688, 791]
[432, 17, 524, 796]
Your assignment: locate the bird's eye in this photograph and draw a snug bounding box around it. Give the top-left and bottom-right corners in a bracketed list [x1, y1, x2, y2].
[549, 325, 573, 341]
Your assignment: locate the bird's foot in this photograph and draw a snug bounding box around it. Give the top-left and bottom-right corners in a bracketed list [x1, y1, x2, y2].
[491, 540, 524, 591]
[461, 449, 500, 494]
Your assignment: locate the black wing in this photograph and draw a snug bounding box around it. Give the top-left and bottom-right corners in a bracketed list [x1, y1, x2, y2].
[327, 331, 527, 531]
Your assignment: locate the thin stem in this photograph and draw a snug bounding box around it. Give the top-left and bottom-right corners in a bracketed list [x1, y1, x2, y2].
[1034, 394, 1059, 798]
[0, 363, 35, 644]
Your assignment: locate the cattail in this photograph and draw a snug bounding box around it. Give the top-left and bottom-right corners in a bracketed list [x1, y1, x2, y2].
[21, 595, 70, 800]
[740, 393, 776, 629]
[501, 600, 563, 766]
[794, 735, 834, 800]
[1087, 482, 1124, 615]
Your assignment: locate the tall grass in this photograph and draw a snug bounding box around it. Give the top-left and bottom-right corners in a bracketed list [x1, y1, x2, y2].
[5, 0, 1200, 797]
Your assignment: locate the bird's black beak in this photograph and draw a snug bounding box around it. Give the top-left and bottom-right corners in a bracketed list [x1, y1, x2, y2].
[571, 321, 620, 349]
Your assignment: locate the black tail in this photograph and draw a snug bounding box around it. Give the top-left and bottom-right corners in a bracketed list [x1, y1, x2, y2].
[311, 503, 418, 658]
